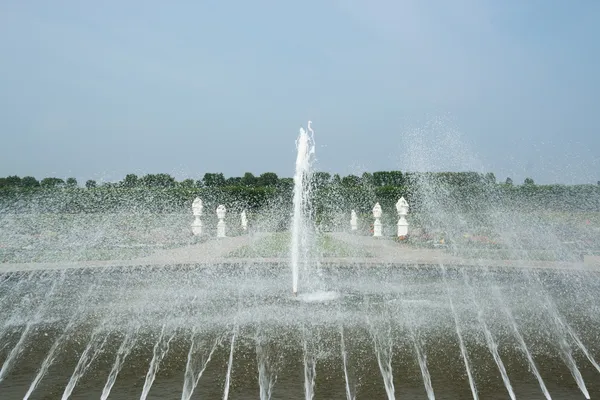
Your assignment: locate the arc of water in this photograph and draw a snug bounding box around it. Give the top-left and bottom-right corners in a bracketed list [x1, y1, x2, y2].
[462, 271, 516, 400]
[492, 287, 552, 400]
[340, 326, 355, 400]
[140, 325, 176, 400]
[181, 329, 222, 400]
[367, 319, 395, 400]
[256, 328, 278, 400]
[535, 273, 600, 375]
[410, 328, 435, 400]
[222, 327, 237, 400]
[540, 294, 590, 398]
[303, 339, 317, 400]
[525, 272, 591, 398]
[23, 283, 97, 399]
[0, 275, 63, 384]
[61, 328, 109, 400]
[440, 265, 478, 400]
[100, 326, 140, 400]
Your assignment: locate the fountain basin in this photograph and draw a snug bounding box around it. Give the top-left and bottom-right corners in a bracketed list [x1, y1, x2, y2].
[1, 264, 599, 399]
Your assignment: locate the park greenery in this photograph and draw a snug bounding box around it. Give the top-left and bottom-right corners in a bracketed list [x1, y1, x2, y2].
[1, 171, 599, 216]
[1, 172, 599, 263]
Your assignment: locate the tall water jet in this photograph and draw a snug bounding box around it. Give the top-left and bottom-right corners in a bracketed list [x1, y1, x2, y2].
[291, 121, 316, 295]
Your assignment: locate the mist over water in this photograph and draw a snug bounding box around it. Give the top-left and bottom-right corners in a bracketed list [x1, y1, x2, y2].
[0, 120, 599, 398]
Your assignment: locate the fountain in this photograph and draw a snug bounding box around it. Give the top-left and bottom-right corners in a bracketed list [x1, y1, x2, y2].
[290, 121, 316, 295]
[0, 122, 599, 399]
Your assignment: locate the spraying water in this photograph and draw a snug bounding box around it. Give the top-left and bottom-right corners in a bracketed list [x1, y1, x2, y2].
[411, 330, 435, 400]
[181, 330, 221, 400]
[340, 326, 355, 400]
[463, 271, 516, 400]
[256, 338, 277, 400]
[61, 328, 109, 400]
[370, 325, 395, 400]
[140, 325, 176, 400]
[493, 288, 551, 400]
[291, 121, 315, 295]
[441, 266, 478, 400]
[303, 331, 317, 400]
[222, 329, 237, 400]
[100, 327, 139, 400]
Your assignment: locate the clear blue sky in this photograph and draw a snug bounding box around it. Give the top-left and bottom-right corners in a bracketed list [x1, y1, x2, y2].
[1, 0, 598, 184]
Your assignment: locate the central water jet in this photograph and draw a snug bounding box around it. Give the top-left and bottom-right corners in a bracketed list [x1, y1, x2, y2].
[291, 121, 315, 295]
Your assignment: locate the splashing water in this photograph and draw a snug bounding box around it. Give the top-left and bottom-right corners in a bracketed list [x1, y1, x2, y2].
[140, 325, 176, 400]
[100, 327, 139, 400]
[222, 328, 237, 400]
[291, 121, 315, 295]
[181, 330, 221, 400]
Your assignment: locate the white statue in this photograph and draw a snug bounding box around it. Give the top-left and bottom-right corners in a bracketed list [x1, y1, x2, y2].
[372, 203, 382, 237]
[216, 204, 227, 237]
[396, 197, 409, 238]
[191, 197, 203, 236]
[241, 210, 248, 231]
[350, 210, 358, 231]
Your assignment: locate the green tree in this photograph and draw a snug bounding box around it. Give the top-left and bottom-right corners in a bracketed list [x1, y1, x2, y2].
[21, 176, 40, 187]
[179, 178, 196, 188]
[332, 174, 342, 185]
[505, 177, 513, 185]
[258, 172, 279, 187]
[524, 177, 535, 185]
[122, 174, 139, 188]
[85, 180, 97, 189]
[225, 177, 242, 186]
[312, 172, 331, 188]
[240, 172, 257, 187]
[40, 177, 65, 188]
[203, 173, 226, 187]
[140, 173, 176, 188]
[373, 171, 404, 187]
[484, 172, 496, 185]
[5, 175, 21, 187]
[361, 172, 374, 187]
[341, 175, 361, 187]
[66, 177, 78, 188]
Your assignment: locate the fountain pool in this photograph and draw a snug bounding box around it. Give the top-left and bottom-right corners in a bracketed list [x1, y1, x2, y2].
[0, 264, 599, 399]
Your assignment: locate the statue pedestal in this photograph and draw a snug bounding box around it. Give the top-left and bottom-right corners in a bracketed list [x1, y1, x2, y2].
[217, 220, 226, 238]
[216, 205, 227, 238]
[395, 197, 410, 239]
[191, 217, 203, 236]
[373, 203, 383, 237]
[191, 197, 203, 236]
[397, 217, 408, 237]
[350, 210, 358, 231]
[373, 219, 382, 237]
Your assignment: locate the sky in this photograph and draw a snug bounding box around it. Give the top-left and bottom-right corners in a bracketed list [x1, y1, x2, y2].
[1, 0, 599, 185]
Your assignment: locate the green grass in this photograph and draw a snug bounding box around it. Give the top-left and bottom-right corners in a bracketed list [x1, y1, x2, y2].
[227, 232, 372, 258]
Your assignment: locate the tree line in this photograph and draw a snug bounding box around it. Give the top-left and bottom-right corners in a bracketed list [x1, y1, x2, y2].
[0, 171, 560, 190]
[1, 171, 599, 214]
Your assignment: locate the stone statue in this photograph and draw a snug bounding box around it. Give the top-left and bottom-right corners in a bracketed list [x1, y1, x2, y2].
[241, 210, 248, 231]
[350, 210, 358, 231]
[191, 197, 203, 236]
[372, 203, 382, 237]
[396, 197, 409, 239]
[216, 205, 227, 238]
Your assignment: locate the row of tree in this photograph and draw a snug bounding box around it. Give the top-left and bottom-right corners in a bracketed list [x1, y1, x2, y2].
[1, 171, 599, 214]
[1, 171, 577, 190]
